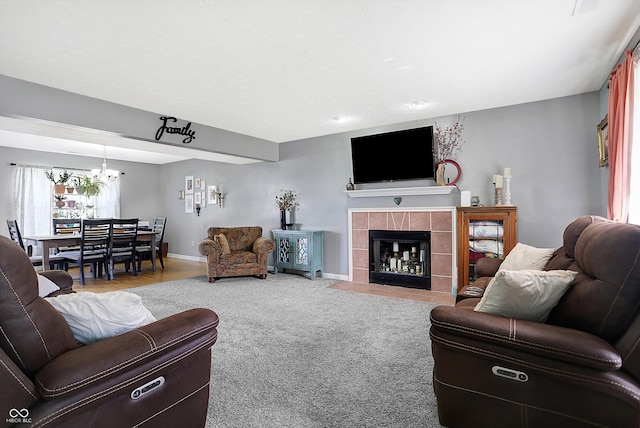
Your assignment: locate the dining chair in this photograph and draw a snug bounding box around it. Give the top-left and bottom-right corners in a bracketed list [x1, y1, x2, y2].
[59, 218, 112, 285]
[109, 218, 139, 280]
[52, 218, 82, 253]
[136, 216, 167, 271]
[6, 219, 67, 270]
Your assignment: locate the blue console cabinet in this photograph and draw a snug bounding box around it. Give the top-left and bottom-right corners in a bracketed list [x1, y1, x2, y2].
[272, 229, 323, 280]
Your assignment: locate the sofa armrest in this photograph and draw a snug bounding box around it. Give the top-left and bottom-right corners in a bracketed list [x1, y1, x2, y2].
[253, 236, 275, 255]
[39, 270, 74, 294]
[198, 238, 221, 261]
[430, 306, 621, 371]
[34, 308, 219, 399]
[475, 257, 502, 277]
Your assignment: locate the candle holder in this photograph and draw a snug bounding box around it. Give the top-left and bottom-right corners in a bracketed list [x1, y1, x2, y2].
[503, 175, 512, 205]
[496, 187, 504, 206]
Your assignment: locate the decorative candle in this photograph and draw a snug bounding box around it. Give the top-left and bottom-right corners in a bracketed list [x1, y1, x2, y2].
[393, 242, 399, 252]
[492, 174, 497, 184]
[495, 175, 503, 188]
[504, 167, 512, 177]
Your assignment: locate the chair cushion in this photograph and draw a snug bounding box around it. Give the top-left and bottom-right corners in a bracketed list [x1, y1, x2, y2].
[474, 269, 577, 322]
[498, 242, 556, 271]
[214, 234, 231, 255]
[547, 220, 640, 342]
[220, 250, 258, 265]
[46, 291, 157, 344]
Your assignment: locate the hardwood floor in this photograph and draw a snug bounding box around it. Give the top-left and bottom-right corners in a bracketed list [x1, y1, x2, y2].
[68, 257, 207, 293]
[69, 257, 455, 305]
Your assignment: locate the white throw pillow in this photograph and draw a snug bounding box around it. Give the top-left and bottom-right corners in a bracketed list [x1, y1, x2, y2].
[37, 274, 60, 297]
[46, 291, 157, 344]
[499, 242, 556, 271]
[474, 269, 577, 322]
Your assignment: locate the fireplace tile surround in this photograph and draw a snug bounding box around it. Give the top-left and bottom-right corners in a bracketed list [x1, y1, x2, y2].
[348, 208, 455, 294]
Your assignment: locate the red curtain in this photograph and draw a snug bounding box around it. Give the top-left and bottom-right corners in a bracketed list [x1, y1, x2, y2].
[607, 50, 635, 222]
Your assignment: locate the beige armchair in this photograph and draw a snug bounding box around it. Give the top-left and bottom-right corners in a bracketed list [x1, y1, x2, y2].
[199, 226, 275, 283]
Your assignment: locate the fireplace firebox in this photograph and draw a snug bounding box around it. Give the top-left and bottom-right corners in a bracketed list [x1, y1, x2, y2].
[369, 230, 431, 289]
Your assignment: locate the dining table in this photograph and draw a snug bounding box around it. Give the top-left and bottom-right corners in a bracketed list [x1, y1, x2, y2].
[23, 230, 158, 272]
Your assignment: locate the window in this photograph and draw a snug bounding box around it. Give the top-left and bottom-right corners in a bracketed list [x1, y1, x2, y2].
[13, 166, 120, 242]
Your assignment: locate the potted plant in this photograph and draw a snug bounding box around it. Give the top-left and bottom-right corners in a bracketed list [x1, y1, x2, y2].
[45, 170, 73, 194]
[75, 174, 102, 197]
[54, 194, 66, 208]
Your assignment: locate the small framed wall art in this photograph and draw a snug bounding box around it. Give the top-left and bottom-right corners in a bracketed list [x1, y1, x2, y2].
[185, 194, 194, 213]
[185, 175, 194, 194]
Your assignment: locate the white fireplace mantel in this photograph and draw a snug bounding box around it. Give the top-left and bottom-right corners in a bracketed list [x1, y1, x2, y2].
[345, 186, 457, 198]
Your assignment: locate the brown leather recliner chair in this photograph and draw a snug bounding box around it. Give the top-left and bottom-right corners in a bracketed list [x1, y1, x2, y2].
[430, 215, 640, 427]
[0, 235, 219, 428]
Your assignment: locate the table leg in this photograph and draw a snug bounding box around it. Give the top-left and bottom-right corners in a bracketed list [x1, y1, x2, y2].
[41, 242, 51, 271]
[150, 234, 157, 272]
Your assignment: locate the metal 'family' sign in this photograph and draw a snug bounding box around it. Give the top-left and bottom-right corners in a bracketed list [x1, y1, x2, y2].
[155, 116, 196, 144]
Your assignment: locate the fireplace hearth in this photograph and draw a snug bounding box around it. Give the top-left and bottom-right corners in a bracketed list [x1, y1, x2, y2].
[369, 230, 431, 289]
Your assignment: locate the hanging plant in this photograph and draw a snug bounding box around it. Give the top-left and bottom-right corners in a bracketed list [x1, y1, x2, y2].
[75, 174, 102, 197]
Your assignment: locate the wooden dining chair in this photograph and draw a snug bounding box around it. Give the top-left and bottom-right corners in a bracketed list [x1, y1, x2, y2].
[59, 218, 112, 285]
[6, 219, 67, 270]
[109, 218, 139, 280]
[136, 216, 167, 271]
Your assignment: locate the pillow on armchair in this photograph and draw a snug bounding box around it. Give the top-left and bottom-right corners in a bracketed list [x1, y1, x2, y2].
[474, 269, 577, 322]
[214, 234, 231, 255]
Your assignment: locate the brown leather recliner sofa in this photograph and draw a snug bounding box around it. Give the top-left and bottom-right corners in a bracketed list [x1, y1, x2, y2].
[430, 215, 640, 427]
[0, 235, 219, 428]
[199, 226, 275, 283]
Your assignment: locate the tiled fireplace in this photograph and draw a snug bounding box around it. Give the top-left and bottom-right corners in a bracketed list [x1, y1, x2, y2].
[348, 208, 455, 294]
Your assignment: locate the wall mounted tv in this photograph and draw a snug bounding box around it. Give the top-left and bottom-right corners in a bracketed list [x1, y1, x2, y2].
[350, 126, 435, 184]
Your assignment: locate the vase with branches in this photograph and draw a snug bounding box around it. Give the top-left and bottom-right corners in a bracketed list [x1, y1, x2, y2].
[433, 115, 465, 185]
[275, 190, 298, 229]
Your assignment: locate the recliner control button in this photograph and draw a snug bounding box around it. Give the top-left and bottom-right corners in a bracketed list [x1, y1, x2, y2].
[492, 366, 528, 382]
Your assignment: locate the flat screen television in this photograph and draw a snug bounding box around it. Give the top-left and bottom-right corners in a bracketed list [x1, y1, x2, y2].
[350, 126, 435, 184]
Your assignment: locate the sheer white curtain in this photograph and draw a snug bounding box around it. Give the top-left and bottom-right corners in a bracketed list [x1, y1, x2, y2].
[629, 54, 639, 225]
[13, 166, 52, 239]
[96, 178, 121, 218]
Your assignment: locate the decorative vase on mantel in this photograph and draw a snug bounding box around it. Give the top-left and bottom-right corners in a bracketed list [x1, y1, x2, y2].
[435, 162, 446, 186]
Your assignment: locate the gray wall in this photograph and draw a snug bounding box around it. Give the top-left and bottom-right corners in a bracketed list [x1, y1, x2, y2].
[152, 92, 602, 278]
[1, 91, 603, 280]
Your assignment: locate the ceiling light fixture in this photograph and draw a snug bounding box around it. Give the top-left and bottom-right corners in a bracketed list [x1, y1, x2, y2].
[91, 145, 119, 182]
[410, 100, 428, 108]
[332, 116, 351, 123]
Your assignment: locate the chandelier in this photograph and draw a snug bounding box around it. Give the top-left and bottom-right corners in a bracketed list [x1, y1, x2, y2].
[91, 146, 119, 182]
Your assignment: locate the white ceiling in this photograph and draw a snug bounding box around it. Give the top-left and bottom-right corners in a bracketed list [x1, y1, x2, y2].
[1, 0, 639, 164]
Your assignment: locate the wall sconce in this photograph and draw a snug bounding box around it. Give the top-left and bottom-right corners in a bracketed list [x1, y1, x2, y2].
[178, 190, 185, 200]
[195, 203, 201, 216]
